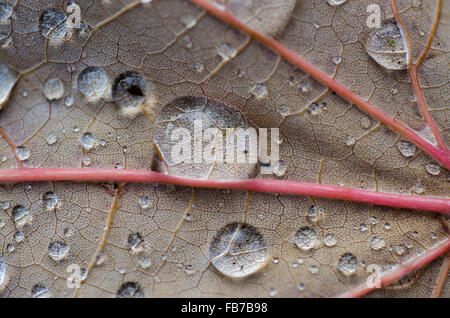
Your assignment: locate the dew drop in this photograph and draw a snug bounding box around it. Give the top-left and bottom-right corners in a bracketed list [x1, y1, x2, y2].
[12, 205, 31, 226]
[412, 182, 424, 194]
[43, 191, 58, 211]
[364, 19, 408, 70]
[95, 251, 107, 266]
[31, 284, 49, 298]
[112, 71, 147, 109]
[299, 81, 309, 93]
[39, 8, 68, 42]
[14, 231, 24, 243]
[46, 133, 57, 145]
[278, 105, 290, 117]
[0, 2, 12, 21]
[345, 136, 355, 146]
[271, 160, 287, 177]
[64, 95, 74, 107]
[297, 282, 306, 291]
[78, 66, 109, 99]
[0, 256, 7, 291]
[217, 43, 237, 60]
[138, 196, 151, 209]
[294, 227, 319, 251]
[1, 200, 9, 210]
[324, 233, 337, 247]
[397, 141, 415, 157]
[394, 245, 405, 256]
[137, 255, 152, 269]
[425, 162, 440, 176]
[307, 205, 323, 223]
[337, 253, 357, 276]
[194, 63, 204, 73]
[0, 61, 16, 107]
[80, 132, 95, 150]
[117, 282, 144, 298]
[128, 233, 144, 253]
[269, 288, 278, 297]
[332, 56, 342, 65]
[327, 0, 347, 6]
[181, 14, 196, 28]
[82, 156, 91, 166]
[16, 146, 30, 161]
[0, 32, 11, 47]
[370, 236, 386, 251]
[307, 102, 322, 116]
[48, 241, 70, 261]
[6, 243, 14, 252]
[308, 265, 319, 274]
[250, 83, 268, 99]
[43, 77, 64, 100]
[209, 222, 267, 279]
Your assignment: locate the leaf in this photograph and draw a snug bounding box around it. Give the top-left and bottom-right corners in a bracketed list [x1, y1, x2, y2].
[0, 0, 448, 298]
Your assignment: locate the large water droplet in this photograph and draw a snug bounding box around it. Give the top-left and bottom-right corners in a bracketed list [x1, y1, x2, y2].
[117, 282, 144, 298]
[364, 19, 408, 70]
[210, 223, 267, 279]
[12, 205, 31, 226]
[112, 71, 147, 109]
[0, 61, 16, 107]
[31, 284, 49, 298]
[48, 241, 70, 261]
[43, 77, 64, 100]
[337, 253, 357, 276]
[16, 146, 31, 161]
[77, 67, 109, 99]
[294, 227, 319, 251]
[397, 141, 415, 157]
[370, 236, 386, 251]
[80, 132, 95, 150]
[43, 191, 58, 211]
[39, 8, 68, 42]
[425, 162, 440, 176]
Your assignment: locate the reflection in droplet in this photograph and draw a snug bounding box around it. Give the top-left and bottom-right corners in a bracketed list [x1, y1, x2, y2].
[0, 61, 16, 107]
[43, 191, 58, 211]
[39, 8, 68, 42]
[16, 146, 30, 161]
[112, 71, 147, 109]
[337, 253, 357, 276]
[364, 19, 408, 70]
[210, 223, 267, 279]
[48, 241, 70, 261]
[397, 141, 415, 157]
[78, 66, 109, 99]
[117, 282, 144, 298]
[294, 227, 319, 251]
[43, 77, 64, 100]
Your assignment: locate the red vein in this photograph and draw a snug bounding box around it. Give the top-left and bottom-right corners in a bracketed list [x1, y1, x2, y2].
[189, 0, 450, 169]
[0, 168, 448, 214]
[390, 0, 447, 151]
[339, 238, 450, 298]
[417, 0, 441, 67]
[432, 252, 450, 298]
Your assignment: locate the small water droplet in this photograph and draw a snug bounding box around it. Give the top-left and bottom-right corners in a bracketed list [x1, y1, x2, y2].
[0, 2, 12, 21]
[0, 32, 11, 47]
[1, 154, 6, 162]
[217, 43, 237, 60]
[82, 156, 92, 166]
[1, 201, 9, 210]
[78, 66, 109, 99]
[308, 265, 319, 274]
[307, 102, 322, 115]
[307, 205, 323, 223]
[370, 236, 386, 250]
[12, 205, 31, 226]
[271, 160, 287, 177]
[181, 14, 196, 28]
[299, 81, 309, 93]
[117, 282, 144, 298]
[332, 56, 342, 65]
[80, 132, 95, 150]
[43, 191, 58, 211]
[138, 196, 151, 209]
[6, 243, 14, 252]
[95, 251, 107, 266]
[0, 256, 7, 291]
[324, 233, 337, 247]
[0, 61, 16, 107]
[128, 233, 144, 253]
[14, 231, 24, 243]
[43, 77, 64, 100]
[31, 284, 49, 298]
[360, 116, 372, 129]
[39, 8, 68, 42]
[185, 264, 195, 276]
[297, 282, 306, 291]
[337, 253, 357, 276]
[48, 241, 70, 261]
[412, 182, 424, 194]
[194, 63, 204, 73]
[394, 245, 405, 256]
[272, 257, 279, 264]
[384, 223, 391, 230]
[250, 83, 268, 99]
[64, 95, 74, 107]
[137, 255, 152, 269]
[294, 227, 319, 251]
[397, 141, 415, 157]
[345, 136, 355, 146]
[425, 162, 440, 176]
[278, 105, 290, 116]
[16, 146, 30, 161]
[45, 133, 57, 145]
[269, 288, 278, 297]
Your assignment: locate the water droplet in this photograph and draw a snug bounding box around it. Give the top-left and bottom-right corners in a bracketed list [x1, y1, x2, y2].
[137, 255, 152, 269]
[397, 141, 415, 157]
[370, 236, 386, 250]
[16, 146, 30, 161]
[46, 134, 57, 145]
[308, 265, 319, 274]
[43, 191, 58, 211]
[14, 231, 24, 243]
[324, 234, 337, 247]
[0, 154, 6, 162]
[364, 19, 408, 70]
[278, 105, 290, 116]
[217, 43, 237, 60]
[269, 288, 278, 297]
[138, 196, 151, 209]
[194, 63, 204, 73]
[0, 2, 12, 21]
[39, 8, 68, 42]
[271, 160, 287, 177]
[6, 243, 14, 252]
[412, 182, 424, 194]
[31, 284, 49, 298]
[64, 95, 74, 107]
[117, 282, 144, 298]
[95, 251, 107, 266]
[112, 71, 147, 109]
[48, 241, 70, 261]
[0, 32, 11, 47]
[394, 245, 405, 256]
[384, 223, 391, 230]
[337, 253, 357, 276]
[307, 205, 323, 223]
[360, 116, 372, 129]
[1, 201, 9, 209]
[181, 14, 196, 28]
[250, 83, 268, 99]
[332, 56, 342, 64]
[307, 102, 322, 115]
[0, 256, 7, 291]
[80, 132, 95, 150]
[272, 257, 279, 264]
[185, 264, 195, 276]
[128, 233, 144, 253]
[294, 227, 319, 251]
[409, 231, 418, 238]
[210, 223, 267, 279]
[43, 77, 64, 100]
[78, 66, 109, 99]
[345, 136, 355, 146]
[82, 156, 91, 166]
[425, 162, 440, 176]
[297, 282, 306, 291]
[299, 81, 309, 93]
[12, 205, 31, 226]
[0, 61, 16, 107]
[327, 0, 347, 6]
